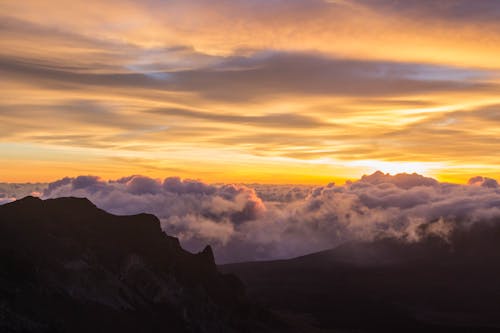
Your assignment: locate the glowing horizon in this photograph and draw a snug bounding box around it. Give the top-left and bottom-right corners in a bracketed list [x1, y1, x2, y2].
[1, 0, 500, 184]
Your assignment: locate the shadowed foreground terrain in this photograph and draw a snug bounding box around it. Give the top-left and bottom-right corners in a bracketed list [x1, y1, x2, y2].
[221, 224, 500, 332]
[4, 196, 500, 332]
[0, 196, 280, 333]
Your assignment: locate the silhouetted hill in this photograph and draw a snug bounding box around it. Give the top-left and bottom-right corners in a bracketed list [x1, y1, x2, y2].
[0, 196, 279, 333]
[221, 222, 500, 332]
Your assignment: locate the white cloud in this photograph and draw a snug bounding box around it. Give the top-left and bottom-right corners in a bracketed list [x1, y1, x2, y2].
[4, 172, 500, 263]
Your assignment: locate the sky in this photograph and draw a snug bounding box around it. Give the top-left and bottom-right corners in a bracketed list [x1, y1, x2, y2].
[1, 0, 500, 184]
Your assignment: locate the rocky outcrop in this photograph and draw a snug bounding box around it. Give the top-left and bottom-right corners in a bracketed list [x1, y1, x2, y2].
[0, 196, 278, 332]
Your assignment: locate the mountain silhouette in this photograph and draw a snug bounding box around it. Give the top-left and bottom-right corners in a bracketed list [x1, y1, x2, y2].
[221, 221, 500, 332]
[0, 196, 279, 333]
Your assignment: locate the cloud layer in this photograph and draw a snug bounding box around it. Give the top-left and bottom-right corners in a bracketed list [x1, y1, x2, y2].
[12, 172, 493, 263]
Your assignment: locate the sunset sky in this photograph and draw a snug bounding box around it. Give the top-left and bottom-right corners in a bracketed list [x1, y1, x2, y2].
[1, 0, 500, 184]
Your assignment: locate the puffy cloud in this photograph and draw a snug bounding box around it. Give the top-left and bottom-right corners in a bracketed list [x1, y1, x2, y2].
[126, 176, 162, 194]
[251, 184, 313, 203]
[220, 173, 500, 262]
[4, 172, 500, 263]
[468, 176, 499, 188]
[163, 177, 216, 195]
[358, 170, 438, 189]
[72, 175, 105, 190]
[41, 176, 266, 255]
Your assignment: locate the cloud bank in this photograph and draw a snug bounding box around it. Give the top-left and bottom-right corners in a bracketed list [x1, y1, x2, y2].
[1, 172, 485, 263]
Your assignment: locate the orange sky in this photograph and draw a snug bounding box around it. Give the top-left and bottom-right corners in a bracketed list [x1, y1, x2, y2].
[1, 0, 500, 184]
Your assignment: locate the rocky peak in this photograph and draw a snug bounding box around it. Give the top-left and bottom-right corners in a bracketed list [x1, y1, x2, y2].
[0, 196, 277, 332]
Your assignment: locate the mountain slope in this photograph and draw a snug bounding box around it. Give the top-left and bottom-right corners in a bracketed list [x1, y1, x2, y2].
[0, 196, 278, 333]
[221, 224, 500, 332]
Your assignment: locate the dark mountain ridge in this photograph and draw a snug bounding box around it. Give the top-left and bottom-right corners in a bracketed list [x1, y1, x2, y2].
[0, 196, 278, 332]
[221, 221, 500, 332]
